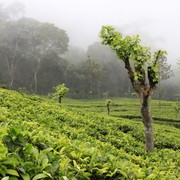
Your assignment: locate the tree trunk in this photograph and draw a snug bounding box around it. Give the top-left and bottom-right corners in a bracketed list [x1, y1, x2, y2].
[158, 81, 161, 108]
[9, 69, 15, 88]
[34, 61, 40, 93]
[128, 79, 131, 95]
[97, 82, 100, 100]
[90, 76, 93, 99]
[140, 94, 154, 152]
[58, 97, 62, 103]
[9, 62, 18, 89]
[107, 103, 110, 116]
[34, 70, 38, 93]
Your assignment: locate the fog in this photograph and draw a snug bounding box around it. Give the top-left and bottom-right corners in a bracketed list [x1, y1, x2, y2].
[1, 0, 180, 64]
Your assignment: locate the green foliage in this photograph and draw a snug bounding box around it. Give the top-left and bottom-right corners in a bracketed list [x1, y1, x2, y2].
[3, 127, 25, 152]
[0, 88, 179, 179]
[99, 26, 167, 88]
[100, 26, 149, 63]
[53, 83, 69, 102]
[105, 99, 112, 105]
[0, 127, 61, 179]
[173, 102, 180, 119]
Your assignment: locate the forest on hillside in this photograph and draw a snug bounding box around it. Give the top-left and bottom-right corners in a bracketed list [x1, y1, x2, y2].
[0, 2, 180, 100]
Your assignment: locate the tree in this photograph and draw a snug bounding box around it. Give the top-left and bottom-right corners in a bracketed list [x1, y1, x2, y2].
[30, 22, 69, 93]
[157, 55, 173, 107]
[87, 42, 129, 97]
[0, 16, 69, 92]
[0, 20, 30, 88]
[0, 3, 25, 88]
[100, 26, 168, 152]
[53, 83, 69, 103]
[106, 99, 112, 116]
[37, 52, 67, 94]
[83, 56, 105, 99]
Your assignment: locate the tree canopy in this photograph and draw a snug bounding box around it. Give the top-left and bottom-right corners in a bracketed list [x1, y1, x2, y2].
[0, 11, 69, 91]
[100, 26, 167, 96]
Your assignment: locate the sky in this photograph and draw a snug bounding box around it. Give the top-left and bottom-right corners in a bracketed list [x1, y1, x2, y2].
[1, 0, 180, 65]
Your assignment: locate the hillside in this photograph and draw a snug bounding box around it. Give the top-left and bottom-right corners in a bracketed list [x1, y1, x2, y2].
[0, 88, 179, 179]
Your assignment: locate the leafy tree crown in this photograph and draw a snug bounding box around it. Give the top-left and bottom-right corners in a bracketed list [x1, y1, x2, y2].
[54, 83, 69, 98]
[99, 26, 167, 92]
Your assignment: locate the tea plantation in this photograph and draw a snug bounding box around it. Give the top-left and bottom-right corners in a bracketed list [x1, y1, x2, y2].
[0, 88, 179, 179]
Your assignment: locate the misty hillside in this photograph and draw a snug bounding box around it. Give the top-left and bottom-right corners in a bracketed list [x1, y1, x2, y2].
[0, 88, 179, 179]
[0, 1, 180, 179]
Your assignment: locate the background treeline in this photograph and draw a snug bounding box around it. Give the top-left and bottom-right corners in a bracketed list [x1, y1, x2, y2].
[0, 2, 180, 100]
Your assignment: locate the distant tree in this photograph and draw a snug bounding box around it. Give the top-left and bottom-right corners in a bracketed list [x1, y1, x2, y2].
[174, 94, 180, 102]
[173, 93, 180, 119]
[64, 45, 86, 63]
[173, 104, 180, 120]
[87, 42, 129, 97]
[100, 26, 169, 152]
[0, 16, 69, 92]
[31, 22, 69, 93]
[106, 99, 112, 116]
[34, 50, 68, 94]
[157, 54, 173, 107]
[158, 56, 173, 81]
[53, 83, 69, 103]
[103, 91, 109, 100]
[84, 56, 105, 99]
[0, 19, 31, 88]
[0, 3, 25, 88]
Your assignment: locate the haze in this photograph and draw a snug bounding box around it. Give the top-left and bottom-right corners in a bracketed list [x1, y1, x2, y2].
[1, 0, 180, 64]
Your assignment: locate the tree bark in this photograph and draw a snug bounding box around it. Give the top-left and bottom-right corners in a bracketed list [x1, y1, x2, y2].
[6, 41, 18, 89]
[107, 104, 110, 116]
[58, 96, 62, 103]
[34, 61, 40, 93]
[124, 57, 155, 151]
[97, 82, 100, 100]
[90, 76, 93, 99]
[9, 66, 15, 88]
[140, 93, 154, 152]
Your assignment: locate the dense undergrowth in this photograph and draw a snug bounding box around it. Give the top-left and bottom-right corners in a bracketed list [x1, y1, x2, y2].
[0, 88, 179, 179]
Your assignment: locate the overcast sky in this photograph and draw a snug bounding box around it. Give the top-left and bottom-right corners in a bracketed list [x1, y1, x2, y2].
[1, 0, 180, 64]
